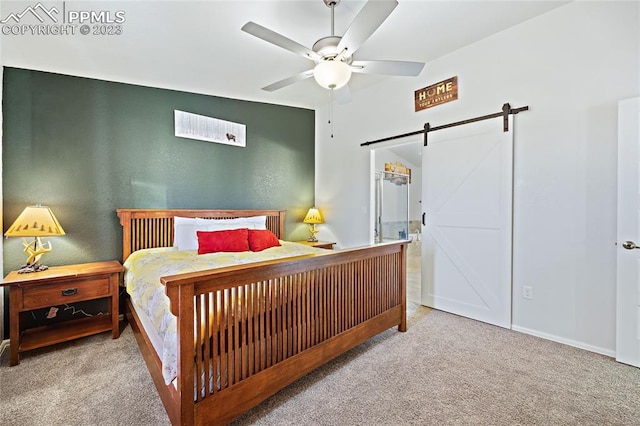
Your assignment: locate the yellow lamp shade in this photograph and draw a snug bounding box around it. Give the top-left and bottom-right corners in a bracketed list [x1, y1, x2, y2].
[303, 207, 324, 224]
[4, 205, 66, 237]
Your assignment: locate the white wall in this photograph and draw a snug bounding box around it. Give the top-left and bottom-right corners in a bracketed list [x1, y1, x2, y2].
[316, 1, 640, 355]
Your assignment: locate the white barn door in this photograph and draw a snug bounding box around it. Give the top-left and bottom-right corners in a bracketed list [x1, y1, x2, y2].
[616, 97, 640, 368]
[421, 118, 513, 329]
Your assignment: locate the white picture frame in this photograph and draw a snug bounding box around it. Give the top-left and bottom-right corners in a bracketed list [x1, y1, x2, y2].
[174, 110, 246, 147]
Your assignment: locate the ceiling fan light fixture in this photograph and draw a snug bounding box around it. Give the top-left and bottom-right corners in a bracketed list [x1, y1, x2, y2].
[243, 0, 423, 94]
[313, 60, 352, 90]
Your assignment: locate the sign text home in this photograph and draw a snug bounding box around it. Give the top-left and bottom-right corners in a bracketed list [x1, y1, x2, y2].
[415, 76, 458, 112]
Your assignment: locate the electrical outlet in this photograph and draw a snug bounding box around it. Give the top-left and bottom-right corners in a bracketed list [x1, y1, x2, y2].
[522, 286, 534, 300]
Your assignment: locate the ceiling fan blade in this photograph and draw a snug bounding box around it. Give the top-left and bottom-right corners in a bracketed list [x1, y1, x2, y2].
[242, 22, 319, 61]
[333, 84, 352, 105]
[261, 69, 315, 92]
[337, 0, 398, 57]
[351, 60, 425, 76]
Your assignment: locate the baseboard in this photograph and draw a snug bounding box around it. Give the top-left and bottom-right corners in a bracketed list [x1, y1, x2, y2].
[0, 339, 9, 358]
[511, 324, 615, 358]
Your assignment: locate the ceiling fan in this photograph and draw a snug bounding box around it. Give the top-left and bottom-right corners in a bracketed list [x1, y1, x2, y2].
[241, 0, 425, 98]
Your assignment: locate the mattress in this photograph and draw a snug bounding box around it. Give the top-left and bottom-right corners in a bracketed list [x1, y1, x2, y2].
[124, 242, 325, 385]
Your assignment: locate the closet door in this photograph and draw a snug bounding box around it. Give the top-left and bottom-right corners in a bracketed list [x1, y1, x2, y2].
[616, 97, 640, 368]
[421, 118, 513, 328]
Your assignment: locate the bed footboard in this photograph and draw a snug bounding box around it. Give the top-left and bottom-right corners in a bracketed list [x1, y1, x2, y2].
[163, 241, 407, 425]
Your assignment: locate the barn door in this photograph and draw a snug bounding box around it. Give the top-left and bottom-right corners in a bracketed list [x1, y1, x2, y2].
[421, 118, 513, 328]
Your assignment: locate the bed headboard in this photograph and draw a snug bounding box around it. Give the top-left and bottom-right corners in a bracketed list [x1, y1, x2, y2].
[116, 209, 286, 261]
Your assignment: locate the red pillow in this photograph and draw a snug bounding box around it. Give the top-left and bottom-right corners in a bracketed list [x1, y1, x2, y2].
[248, 229, 281, 252]
[197, 228, 249, 254]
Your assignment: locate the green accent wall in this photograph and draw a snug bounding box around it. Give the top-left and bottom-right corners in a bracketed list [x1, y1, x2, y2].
[2, 67, 315, 331]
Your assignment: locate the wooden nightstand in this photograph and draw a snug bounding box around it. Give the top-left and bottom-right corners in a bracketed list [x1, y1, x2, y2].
[294, 240, 336, 250]
[2, 260, 123, 366]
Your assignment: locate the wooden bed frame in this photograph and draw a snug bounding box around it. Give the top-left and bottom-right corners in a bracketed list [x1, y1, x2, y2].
[117, 209, 407, 425]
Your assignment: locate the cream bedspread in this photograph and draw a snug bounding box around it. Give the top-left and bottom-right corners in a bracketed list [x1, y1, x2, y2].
[124, 242, 324, 385]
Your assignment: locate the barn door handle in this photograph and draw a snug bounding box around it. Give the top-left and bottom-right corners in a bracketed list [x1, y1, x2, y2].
[422, 212, 426, 226]
[622, 241, 640, 250]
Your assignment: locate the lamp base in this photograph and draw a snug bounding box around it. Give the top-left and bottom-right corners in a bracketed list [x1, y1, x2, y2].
[17, 263, 49, 274]
[307, 224, 319, 242]
[18, 237, 54, 273]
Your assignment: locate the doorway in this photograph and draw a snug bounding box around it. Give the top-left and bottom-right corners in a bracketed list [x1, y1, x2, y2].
[372, 141, 422, 304]
[366, 103, 531, 333]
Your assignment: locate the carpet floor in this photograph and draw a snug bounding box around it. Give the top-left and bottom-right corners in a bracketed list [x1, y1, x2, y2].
[1, 304, 639, 425]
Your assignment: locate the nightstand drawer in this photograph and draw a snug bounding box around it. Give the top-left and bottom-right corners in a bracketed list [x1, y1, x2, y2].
[22, 277, 111, 309]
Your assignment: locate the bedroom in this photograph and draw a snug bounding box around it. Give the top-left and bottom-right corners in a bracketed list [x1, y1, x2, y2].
[1, 0, 639, 424]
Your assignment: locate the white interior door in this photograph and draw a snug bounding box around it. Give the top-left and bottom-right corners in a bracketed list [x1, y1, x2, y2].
[421, 118, 513, 329]
[616, 97, 640, 368]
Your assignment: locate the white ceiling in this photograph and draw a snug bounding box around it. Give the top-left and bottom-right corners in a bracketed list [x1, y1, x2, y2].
[1, 0, 569, 110]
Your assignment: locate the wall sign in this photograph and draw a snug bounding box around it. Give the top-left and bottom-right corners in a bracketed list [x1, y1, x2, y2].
[414, 76, 458, 112]
[175, 110, 246, 147]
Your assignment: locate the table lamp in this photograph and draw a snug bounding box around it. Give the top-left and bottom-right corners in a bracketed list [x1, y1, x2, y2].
[303, 207, 324, 242]
[4, 204, 66, 273]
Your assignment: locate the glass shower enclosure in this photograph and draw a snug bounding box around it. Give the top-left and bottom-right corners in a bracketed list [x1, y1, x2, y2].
[375, 170, 409, 243]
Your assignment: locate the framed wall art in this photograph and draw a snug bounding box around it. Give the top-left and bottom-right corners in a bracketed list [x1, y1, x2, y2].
[174, 110, 246, 147]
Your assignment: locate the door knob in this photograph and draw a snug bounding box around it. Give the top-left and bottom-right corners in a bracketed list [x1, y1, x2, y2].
[622, 241, 640, 250]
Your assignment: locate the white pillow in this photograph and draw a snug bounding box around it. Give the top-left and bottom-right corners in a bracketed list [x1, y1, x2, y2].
[199, 215, 267, 231]
[244, 215, 268, 230]
[173, 215, 268, 251]
[173, 217, 201, 251]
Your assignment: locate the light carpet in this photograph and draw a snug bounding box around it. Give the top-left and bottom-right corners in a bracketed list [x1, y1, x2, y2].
[1, 304, 639, 425]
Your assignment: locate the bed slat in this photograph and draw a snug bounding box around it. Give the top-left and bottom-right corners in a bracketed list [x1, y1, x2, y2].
[175, 246, 405, 404]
